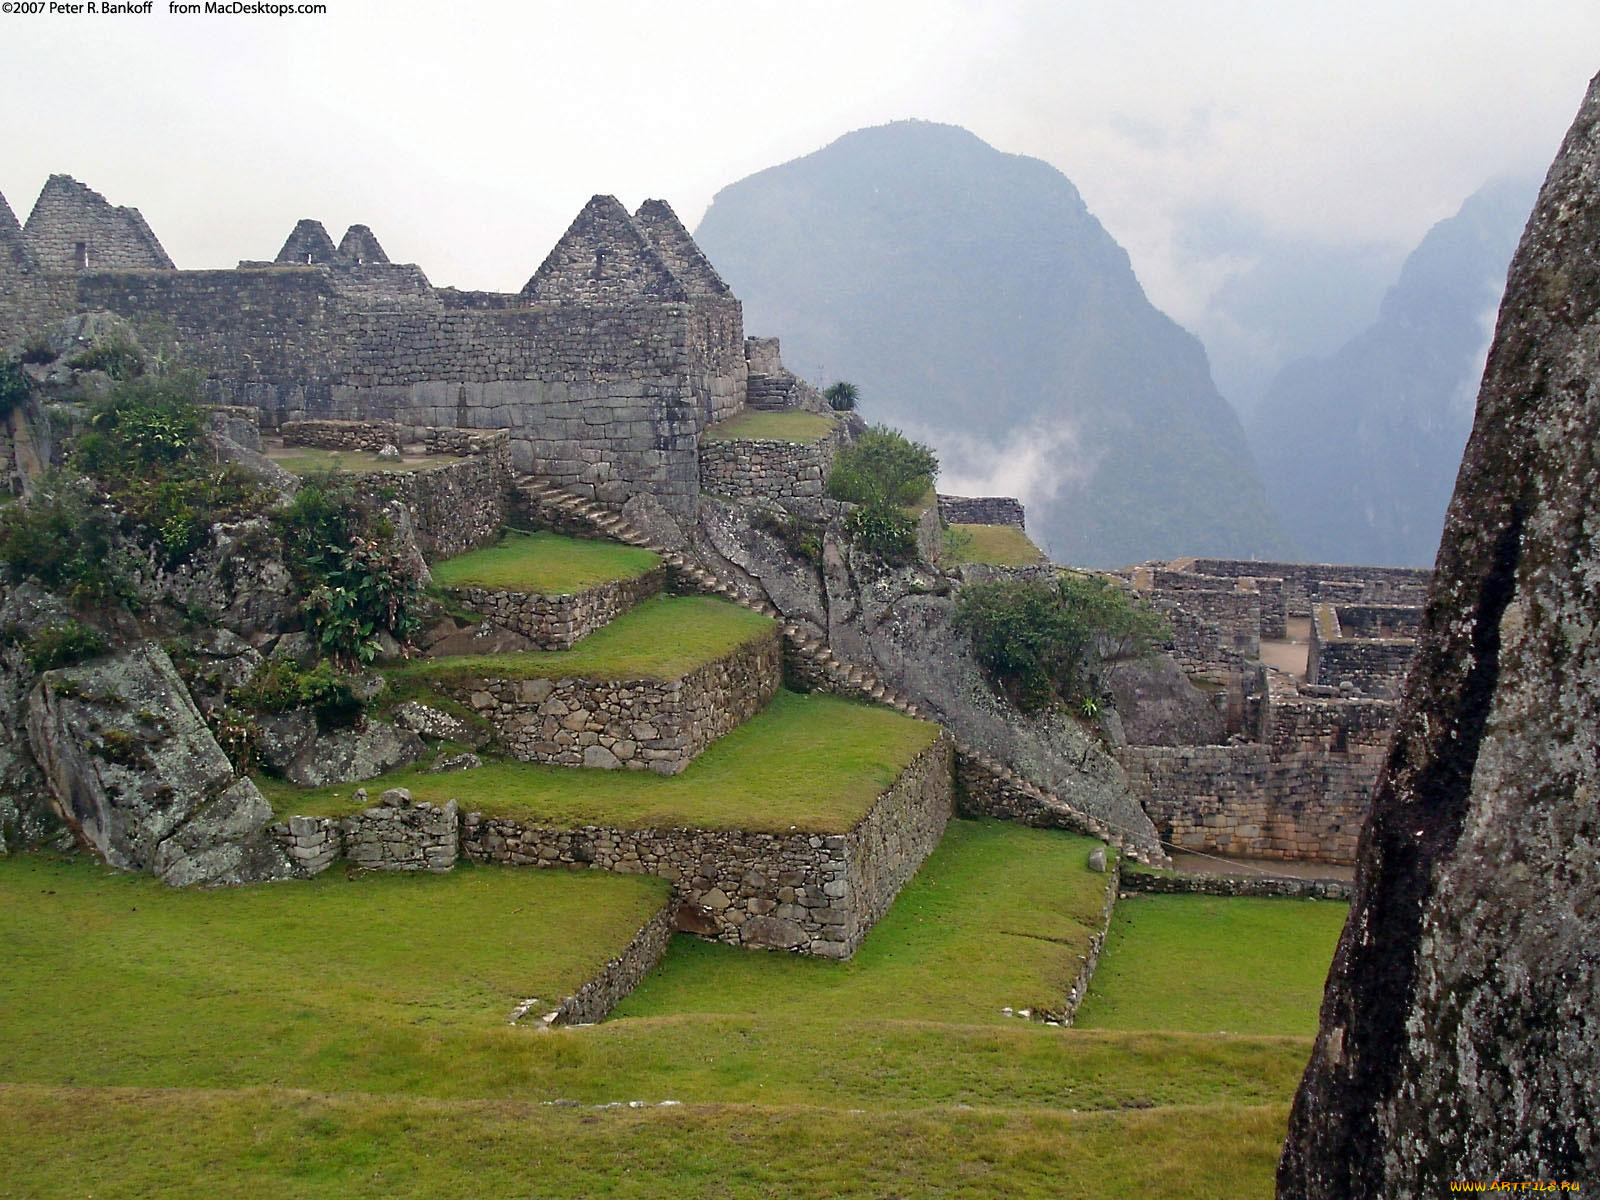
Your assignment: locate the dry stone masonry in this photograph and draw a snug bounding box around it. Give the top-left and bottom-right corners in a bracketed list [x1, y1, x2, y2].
[437, 628, 782, 774]
[446, 565, 665, 651]
[698, 421, 845, 501]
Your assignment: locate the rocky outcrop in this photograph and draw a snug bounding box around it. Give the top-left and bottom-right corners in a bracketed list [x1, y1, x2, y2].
[1279, 72, 1600, 1196]
[24, 642, 292, 886]
[280, 719, 426, 787]
[0, 584, 71, 854]
[688, 497, 1161, 853]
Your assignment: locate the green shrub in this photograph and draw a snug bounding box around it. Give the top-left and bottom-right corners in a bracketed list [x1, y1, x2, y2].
[16, 335, 56, 366]
[0, 476, 134, 605]
[72, 376, 267, 565]
[845, 500, 919, 565]
[27, 620, 110, 672]
[0, 359, 30, 417]
[65, 338, 145, 381]
[234, 658, 367, 730]
[826, 426, 938, 509]
[753, 509, 825, 565]
[955, 574, 1169, 713]
[823, 381, 859, 412]
[275, 472, 423, 667]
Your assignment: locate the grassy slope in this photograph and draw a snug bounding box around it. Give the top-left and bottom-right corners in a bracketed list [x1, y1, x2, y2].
[620, 819, 1110, 1024]
[391, 595, 773, 682]
[0, 822, 1330, 1196]
[259, 691, 941, 833]
[0, 1085, 1288, 1200]
[702, 410, 836, 443]
[1074, 893, 1348, 1035]
[945, 522, 1047, 567]
[431, 531, 660, 595]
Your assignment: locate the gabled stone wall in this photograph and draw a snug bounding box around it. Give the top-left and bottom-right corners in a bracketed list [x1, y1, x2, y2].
[21, 175, 173, 272]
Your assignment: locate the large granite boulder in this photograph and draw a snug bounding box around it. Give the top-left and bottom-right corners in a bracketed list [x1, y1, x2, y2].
[1278, 72, 1600, 1195]
[282, 720, 425, 787]
[0, 583, 72, 853]
[24, 642, 292, 886]
[690, 497, 1162, 857]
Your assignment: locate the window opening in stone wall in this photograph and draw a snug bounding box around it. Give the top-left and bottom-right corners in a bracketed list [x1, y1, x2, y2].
[74, 242, 88, 269]
[593, 249, 606, 279]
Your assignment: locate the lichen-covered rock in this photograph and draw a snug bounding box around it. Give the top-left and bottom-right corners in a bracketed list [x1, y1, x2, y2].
[1102, 655, 1227, 747]
[1279, 72, 1600, 1196]
[691, 497, 1161, 855]
[0, 584, 71, 853]
[391, 699, 487, 748]
[282, 719, 426, 787]
[24, 642, 292, 886]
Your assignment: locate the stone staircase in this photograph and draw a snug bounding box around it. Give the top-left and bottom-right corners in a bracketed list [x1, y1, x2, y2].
[514, 476, 1161, 865]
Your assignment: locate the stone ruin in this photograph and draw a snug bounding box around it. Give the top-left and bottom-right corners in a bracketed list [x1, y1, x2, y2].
[1116, 555, 1432, 863]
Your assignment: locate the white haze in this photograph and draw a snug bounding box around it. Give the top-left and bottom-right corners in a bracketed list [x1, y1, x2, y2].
[3, 1, 1597, 380]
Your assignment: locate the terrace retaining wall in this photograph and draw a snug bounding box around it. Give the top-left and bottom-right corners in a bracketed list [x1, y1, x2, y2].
[550, 900, 677, 1025]
[460, 732, 953, 958]
[438, 628, 782, 774]
[697, 424, 844, 501]
[447, 566, 664, 650]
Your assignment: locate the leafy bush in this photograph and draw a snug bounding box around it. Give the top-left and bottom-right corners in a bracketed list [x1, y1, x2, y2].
[65, 338, 145, 381]
[234, 658, 367, 729]
[275, 472, 423, 666]
[845, 500, 919, 565]
[0, 475, 135, 605]
[17, 335, 56, 366]
[72, 376, 267, 565]
[0, 359, 30, 417]
[955, 573, 1169, 713]
[824, 381, 859, 412]
[27, 619, 110, 672]
[753, 509, 825, 565]
[826, 425, 938, 508]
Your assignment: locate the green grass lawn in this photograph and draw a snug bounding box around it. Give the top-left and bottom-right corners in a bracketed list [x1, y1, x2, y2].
[945, 522, 1047, 567]
[702, 409, 837, 443]
[268, 446, 462, 475]
[619, 819, 1111, 1024]
[0, 854, 669, 1093]
[1073, 894, 1347, 1035]
[431, 530, 660, 595]
[392, 595, 773, 683]
[0, 1085, 1290, 1199]
[0, 824, 1324, 1196]
[261, 690, 940, 833]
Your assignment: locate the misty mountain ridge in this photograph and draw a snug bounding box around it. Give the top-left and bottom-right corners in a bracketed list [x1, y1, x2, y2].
[1246, 176, 1538, 567]
[695, 119, 1289, 568]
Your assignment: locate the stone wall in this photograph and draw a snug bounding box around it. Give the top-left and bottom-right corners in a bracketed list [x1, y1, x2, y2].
[954, 754, 1105, 840]
[1120, 742, 1377, 865]
[1261, 669, 1397, 752]
[447, 566, 664, 650]
[935, 494, 1027, 529]
[341, 797, 459, 872]
[439, 629, 782, 774]
[1184, 557, 1432, 617]
[463, 732, 953, 958]
[1148, 585, 1261, 667]
[1121, 869, 1352, 901]
[21, 175, 173, 272]
[698, 424, 844, 501]
[550, 900, 677, 1025]
[1333, 603, 1423, 637]
[370, 447, 511, 561]
[281, 418, 409, 451]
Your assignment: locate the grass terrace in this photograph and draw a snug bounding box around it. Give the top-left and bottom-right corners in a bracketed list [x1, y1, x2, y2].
[1074, 893, 1348, 1036]
[702, 409, 837, 444]
[392, 595, 773, 684]
[620, 819, 1111, 1025]
[261, 689, 940, 833]
[431, 530, 660, 595]
[266, 445, 462, 475]
[944, 522, 1048, 567]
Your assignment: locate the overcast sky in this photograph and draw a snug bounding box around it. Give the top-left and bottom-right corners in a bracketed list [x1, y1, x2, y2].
[4, 1, 1597, 333]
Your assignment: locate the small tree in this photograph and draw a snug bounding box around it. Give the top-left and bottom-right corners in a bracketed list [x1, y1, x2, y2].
[955, 573, 1169, 713]
[826, 425, 937, 508]
[824, 381, 859, 412]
